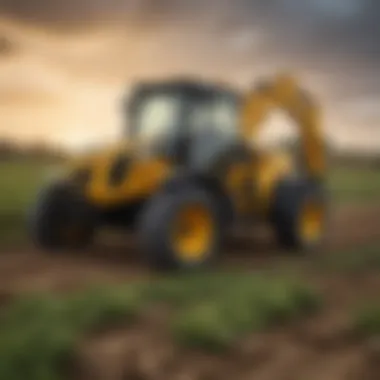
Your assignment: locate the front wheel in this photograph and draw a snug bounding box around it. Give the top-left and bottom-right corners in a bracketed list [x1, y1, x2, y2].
[137, 186, 223, 272]
[28, 181, 96, 251]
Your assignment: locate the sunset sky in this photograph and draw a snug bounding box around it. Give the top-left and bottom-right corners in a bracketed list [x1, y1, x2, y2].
[0, 0, 379, 152]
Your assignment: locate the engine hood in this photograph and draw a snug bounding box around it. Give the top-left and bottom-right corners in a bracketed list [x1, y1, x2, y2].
[63, 140, 171, 207]
[67, 141, 134, 171]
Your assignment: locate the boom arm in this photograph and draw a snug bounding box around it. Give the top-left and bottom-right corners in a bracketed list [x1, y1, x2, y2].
[240, 74, 326, 181]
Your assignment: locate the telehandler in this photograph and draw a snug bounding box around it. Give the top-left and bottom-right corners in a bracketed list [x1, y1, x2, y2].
[29, 74, 327, 271]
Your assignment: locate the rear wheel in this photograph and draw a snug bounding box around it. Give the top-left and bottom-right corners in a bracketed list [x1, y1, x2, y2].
[271, 178, 327, 251]
[137, 185, 223, 271]
[28, 181, 96, 251]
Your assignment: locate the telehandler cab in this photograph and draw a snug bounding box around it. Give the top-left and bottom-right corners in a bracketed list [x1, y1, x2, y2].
[29, 74, 328, 271]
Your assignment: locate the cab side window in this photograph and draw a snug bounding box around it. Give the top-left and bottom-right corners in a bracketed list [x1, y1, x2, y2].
[188, 96, 238, 139]
[211, 98, 239, 140]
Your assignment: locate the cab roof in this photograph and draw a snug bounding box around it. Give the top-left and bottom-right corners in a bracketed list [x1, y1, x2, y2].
[129, 77, 240, 103]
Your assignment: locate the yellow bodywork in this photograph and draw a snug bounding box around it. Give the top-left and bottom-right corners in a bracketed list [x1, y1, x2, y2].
[253, 152, 294, 213]
[231, 73, 325, 215]
[67, 142, 172, 207]
[222, 152, 294, 216]
[87, 158, 171, 206]
[63, 73, 324, 220]
[240, 74, 325, 180]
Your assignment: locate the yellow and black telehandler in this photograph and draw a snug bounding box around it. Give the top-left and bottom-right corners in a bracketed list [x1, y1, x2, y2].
[29, 74, 328, 271]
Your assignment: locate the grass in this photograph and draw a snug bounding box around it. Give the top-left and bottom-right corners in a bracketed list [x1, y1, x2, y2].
[169, 273, 320, 352]
[352, 303, 380, 338]
[0, 286, 144, 380]
[0, 160, 60, 245]
[327, 166, 380, 203]
[317, 243, 380, 273]
[0, 160, 60, 213]
[0, 273, 320, 380]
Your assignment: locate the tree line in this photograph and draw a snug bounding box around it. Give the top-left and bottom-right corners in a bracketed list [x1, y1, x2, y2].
[0, 138, 67, 162]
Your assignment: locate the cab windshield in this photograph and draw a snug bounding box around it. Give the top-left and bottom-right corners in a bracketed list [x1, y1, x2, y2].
[131, 90, 239, 158]
[134, 94, 182, 144]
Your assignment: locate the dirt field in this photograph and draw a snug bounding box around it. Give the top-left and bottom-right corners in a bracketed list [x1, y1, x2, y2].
[0, 202, 379, 380]
[0, 203, 379, 295]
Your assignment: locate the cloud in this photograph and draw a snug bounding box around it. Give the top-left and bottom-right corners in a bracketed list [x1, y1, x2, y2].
[2, 1, 378, 78]
[0, 1, 378, 149]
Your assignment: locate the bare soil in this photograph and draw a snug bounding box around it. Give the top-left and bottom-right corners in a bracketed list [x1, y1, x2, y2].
[0, 203, 380, 380]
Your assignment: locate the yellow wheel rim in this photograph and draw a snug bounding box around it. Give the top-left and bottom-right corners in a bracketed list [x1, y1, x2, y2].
[299, 200, 324, 242]
[172, 203, 214, 261]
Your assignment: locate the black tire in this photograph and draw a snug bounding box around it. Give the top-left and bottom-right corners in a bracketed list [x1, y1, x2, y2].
[28, 181, 96, 251]
[271, 178, 328, 252]
[137, 185, 223, 272]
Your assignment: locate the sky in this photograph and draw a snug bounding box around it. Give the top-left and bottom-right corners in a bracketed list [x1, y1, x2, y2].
[0, 0, 379, 151]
